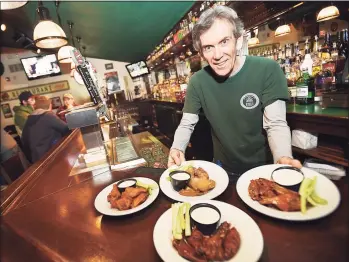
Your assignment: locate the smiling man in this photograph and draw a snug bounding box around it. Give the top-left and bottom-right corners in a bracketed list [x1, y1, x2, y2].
[168, 6, 302, 175]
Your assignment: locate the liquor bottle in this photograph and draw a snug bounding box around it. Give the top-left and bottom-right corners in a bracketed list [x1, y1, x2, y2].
[312, 36, 322, 77]
[321, 32, 332, 62]
[296, 68, 315, 105]
[340, 29, 348, 59]
[302, 38, 313, 75]
[322, 33, 336, 82]
[335, 30, 348, 83]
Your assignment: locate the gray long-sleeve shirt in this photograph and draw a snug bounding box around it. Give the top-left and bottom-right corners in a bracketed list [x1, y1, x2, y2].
[171, 99, 293, 164]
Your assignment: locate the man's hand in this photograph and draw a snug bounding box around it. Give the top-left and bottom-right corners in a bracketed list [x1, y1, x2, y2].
[168, 148, 185, 167]
[277, 156, 302, 169]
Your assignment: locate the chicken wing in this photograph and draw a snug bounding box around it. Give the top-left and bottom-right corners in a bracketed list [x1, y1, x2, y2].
[223, 227, 240, 260]
[132, 192, 149, 208]
[107, 184, 121, 203]
[111, 196, 133, 210]
[259, 193, 301, 211]
[200, 222, 230, 261]
[179, 187, 205, 197]
[194, 167, 209, 179]
[123, 187, 147, 198]
[189, 177, 216, 192]
[173, 239, 207, 262]
[186, 228, 204, 254]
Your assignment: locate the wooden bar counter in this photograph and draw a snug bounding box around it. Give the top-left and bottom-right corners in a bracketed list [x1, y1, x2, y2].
[1, 125, 348, 262]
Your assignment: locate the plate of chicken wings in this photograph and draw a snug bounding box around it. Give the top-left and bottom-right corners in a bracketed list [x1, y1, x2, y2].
[153, 200, 264, 262]
[159, 160, 229, 202]
[94, 177, 159, 216]
[236, 164, 341, 221]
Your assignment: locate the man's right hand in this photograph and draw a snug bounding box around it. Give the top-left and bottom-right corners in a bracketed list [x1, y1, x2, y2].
[168, 148, 185, 167]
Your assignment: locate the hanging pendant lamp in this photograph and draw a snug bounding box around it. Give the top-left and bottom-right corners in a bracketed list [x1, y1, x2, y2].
[33, 2, 67, 49]
[58, 45, 75, 63]
[0, 1, 27, 10]
[58, 21, 75, 63]
[275, 24, 291, 37]
[317, 5, 340, 22]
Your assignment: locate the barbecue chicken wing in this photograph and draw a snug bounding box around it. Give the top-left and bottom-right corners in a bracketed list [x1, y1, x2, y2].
[259, 193, 301, 211]
[223, 227, 240, 260]
[248, 178, 300, 211]
[173, 239, 207, 262]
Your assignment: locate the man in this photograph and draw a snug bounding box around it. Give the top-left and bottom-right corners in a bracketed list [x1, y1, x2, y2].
[21, 95, 69, 163]
[168, 6, 301, 175]
[13, 91, 35, 136]
[56, 93, 77, 122]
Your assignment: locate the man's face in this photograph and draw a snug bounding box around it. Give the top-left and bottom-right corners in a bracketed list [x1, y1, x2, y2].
[200, 19, 240, 77]
[22, 97, 35, 107]
[27, 97, 35, 106]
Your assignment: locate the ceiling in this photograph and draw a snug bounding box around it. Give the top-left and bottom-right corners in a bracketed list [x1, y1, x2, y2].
[0, 1, 194, 63]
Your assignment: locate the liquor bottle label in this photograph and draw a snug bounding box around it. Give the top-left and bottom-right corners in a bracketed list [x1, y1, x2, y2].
[296, 86, 308, 97]
[323, 62, 336, 74]
[312, 66, 321, 76]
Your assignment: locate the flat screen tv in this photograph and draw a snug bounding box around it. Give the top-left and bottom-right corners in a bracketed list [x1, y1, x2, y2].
[125, 60, 149, 79]
[21, 54, 61, 80]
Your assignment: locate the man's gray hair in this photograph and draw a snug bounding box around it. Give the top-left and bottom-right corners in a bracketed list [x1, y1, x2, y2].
[192, 6, 244, 53]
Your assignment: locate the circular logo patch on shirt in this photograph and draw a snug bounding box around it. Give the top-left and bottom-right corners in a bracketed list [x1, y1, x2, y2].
[240, 93, 260, 109]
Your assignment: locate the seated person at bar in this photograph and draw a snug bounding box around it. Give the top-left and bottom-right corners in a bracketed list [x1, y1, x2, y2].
[22, 96, 69, 163]
[13, 91, 35, 136]
[56, 93, 77, 122]
[168, 6, 302, 175]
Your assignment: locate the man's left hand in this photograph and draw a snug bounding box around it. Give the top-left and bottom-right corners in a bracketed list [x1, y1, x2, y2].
[277, 156, 302, 169]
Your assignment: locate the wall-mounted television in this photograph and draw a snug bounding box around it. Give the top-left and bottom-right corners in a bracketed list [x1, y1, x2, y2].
[20, 54, 61, 80]
[125, 60, 149, 79]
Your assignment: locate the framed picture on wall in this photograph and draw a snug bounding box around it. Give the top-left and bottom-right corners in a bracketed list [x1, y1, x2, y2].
[105, 63, 113, 70]
[105, 71, 121, 94]
[1, 103, 13, 118]
[51, 96, 62, 109]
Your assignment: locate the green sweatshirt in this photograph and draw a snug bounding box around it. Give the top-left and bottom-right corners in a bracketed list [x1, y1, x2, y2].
[13, 105, 33, 131]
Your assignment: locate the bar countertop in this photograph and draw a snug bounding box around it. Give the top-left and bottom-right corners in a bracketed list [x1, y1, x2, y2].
[143, 98, 349, 119]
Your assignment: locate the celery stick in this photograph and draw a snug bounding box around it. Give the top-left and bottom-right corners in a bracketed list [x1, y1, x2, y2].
[172, 204, 178, 238]
[299, 178, 312, 214]
[185, 203, 191, 236]
[310, 192, 328, 205]
[136, 181, 149, 189]
[180, 203, 186, 230]
[307, 196, 318, 206]
[176, 208, 182, 235]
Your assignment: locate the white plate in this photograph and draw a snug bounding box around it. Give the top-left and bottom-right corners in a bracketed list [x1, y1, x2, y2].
[94, 177, 159, 216]
[153, 200, 264, 262]
[159, 160, 229, 202]
[236, 164, 341, 221]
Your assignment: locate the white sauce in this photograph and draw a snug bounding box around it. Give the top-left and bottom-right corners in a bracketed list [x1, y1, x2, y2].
[171, 172, 190, 181]
[273, 169, 304, 186]
[118, 180, 135, 188]
[191, 207, 220, 225]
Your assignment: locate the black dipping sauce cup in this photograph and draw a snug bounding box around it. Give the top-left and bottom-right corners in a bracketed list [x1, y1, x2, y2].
[271, 166, 305, 192]
[116, 178, 137, 193]
[169, 170, 191, 191]
[189, 203, 221, 236]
